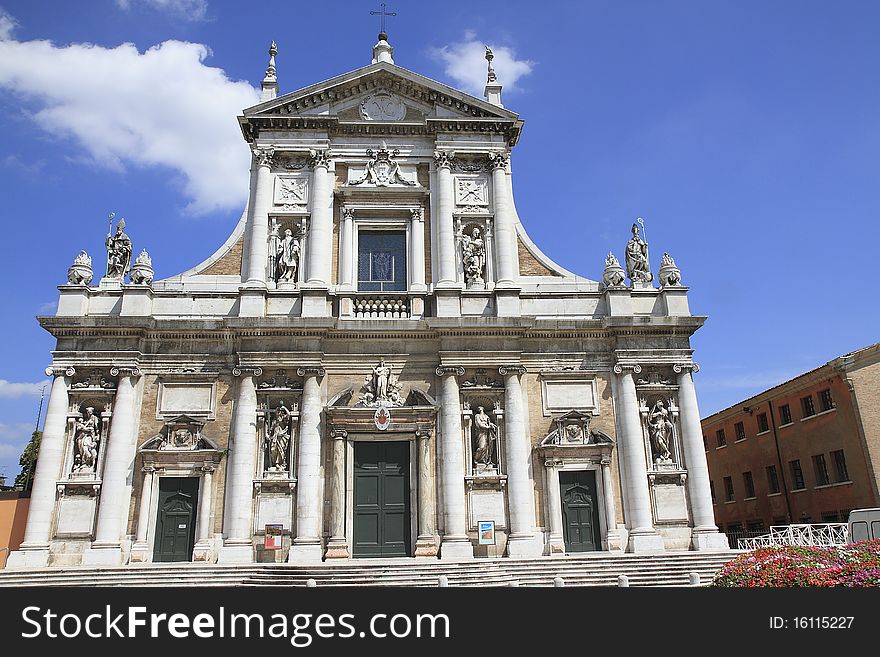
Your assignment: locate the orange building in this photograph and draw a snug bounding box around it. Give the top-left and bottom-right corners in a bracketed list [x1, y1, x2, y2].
[701, 343, 880, 543]
[0, 491, 30, 568]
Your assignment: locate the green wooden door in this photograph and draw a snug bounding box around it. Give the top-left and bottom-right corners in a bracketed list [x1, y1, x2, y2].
[559, 470, 602, 552]
[153, 477, 199, 562]
[353, 441, 411, 557]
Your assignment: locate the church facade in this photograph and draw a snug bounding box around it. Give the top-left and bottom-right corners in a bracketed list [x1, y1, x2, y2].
[6, 34, 728, 568]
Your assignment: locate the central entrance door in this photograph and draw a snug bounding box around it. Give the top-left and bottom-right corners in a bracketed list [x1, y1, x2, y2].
[153, 477, 199, 562]
[559, 470, 602, 552]
[353, 441, 411, 557]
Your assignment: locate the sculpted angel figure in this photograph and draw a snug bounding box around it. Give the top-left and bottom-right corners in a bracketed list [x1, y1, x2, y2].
[458, 226, 486, 285]
[647, 399, 674, 462]
[73, 406, 100, 473]
[275, 229, 300, 283]
[267, 401, 292, 471]
[473, 406, 498, 467]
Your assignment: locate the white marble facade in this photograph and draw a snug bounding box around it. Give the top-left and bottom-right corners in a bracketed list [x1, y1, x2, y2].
[5, 35, 727, 569]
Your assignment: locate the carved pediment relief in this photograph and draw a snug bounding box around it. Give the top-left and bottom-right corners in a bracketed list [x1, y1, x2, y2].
[140, 415, 218, 452]
[539, 410, 613, 447]
[247, 66, 518, 120]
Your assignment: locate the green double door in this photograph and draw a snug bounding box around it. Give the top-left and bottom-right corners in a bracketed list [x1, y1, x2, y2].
[560, 470, 602, 552]
[353, 441, 411, 558]
[153, 477, 199, 562]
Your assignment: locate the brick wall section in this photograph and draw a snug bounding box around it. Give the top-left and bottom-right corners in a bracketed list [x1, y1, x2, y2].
[518, 235, 562, 277]
[197, 238, 243, 277]
[127, 376, 235, 537]
[703, 371, 878, 532]
[849, 359, 880, 500]
[524, 372, 623, 529]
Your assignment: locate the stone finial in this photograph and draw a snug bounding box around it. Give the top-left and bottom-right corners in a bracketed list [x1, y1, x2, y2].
[67, 250, 93, 285]
[372, 32, 394, 65]
[261, 40, 278, 101]
[485, 46, 496, 83]
[601, 252, 625, 289]
[129, 249, 154, 285]
[484, 45, 503, 107]
[658, 252, 682, 287]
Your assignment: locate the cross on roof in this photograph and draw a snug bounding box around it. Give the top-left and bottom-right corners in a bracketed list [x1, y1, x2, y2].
[370, 2, 396, 35]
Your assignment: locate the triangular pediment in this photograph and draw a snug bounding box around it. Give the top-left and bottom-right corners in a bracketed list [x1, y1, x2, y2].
[242, 62, 520, 124]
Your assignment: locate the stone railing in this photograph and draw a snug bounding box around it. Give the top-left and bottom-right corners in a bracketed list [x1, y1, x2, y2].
[352, 294, 411, 319]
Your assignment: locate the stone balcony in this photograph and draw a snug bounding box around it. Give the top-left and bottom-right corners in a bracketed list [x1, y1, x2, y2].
[336, 292, 426, 320]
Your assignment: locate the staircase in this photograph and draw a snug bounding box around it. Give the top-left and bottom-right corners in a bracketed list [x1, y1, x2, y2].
[0, 551, 738, 587]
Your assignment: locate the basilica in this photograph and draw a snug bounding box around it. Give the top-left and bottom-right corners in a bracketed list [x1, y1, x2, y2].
[6, 33, 727, 568]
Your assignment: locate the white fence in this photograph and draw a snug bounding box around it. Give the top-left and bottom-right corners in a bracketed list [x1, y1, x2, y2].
[737, 523, 849, 550]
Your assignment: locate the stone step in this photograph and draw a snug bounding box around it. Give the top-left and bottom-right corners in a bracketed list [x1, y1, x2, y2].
[0, 552, 738, 587]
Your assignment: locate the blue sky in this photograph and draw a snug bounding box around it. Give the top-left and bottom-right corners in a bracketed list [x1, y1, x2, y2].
[0, 0, 877, 479]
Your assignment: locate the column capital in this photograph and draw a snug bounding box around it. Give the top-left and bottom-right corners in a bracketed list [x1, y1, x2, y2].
[435, 365, 465, 377]
[309, 148, 331, 169]
[110, 366, 141, 378]
[673, 362, 700, 374]
[342, 206, 355, 221]
[409, 207, 424, 222]
[142, 465, 156, 475]
[330, 429, 348, 441]
[45, 365, 76, 378]
[201, 465, 216, 475]
[498, 365, 527, 376]
[612, 363, 642, 375]
[297, 366, 326, 378]
[232, 366, 263, 377]
[487, 150, 510, 171]
[433, 150, 455, 169]
[251, 146, 275, 167]
[415, 426, 433, 440]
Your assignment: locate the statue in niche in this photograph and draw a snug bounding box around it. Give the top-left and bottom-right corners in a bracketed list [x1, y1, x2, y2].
[105, 218, 133, 280]
[267, 401, 292, 471]
[274, 228, 300, 284]
[473, 406, 498, 469]
[625, 222, 652, 284]
[647, 399, 674, 464]
[458, 226, 486, 286]
[358, 358, 404, 407]
[72, 406, 100, 474]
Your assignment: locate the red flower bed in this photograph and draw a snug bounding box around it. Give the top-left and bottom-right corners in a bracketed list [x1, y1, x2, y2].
[712, 540, 880, 587]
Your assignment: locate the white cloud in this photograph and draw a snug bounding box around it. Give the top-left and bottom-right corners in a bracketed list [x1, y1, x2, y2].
[115, 0, 209, 22]
[0, 7, 16, 40]
[428, 31, 535, 98]
[0, 25, 259, 215]
[0, 379, 50, 399]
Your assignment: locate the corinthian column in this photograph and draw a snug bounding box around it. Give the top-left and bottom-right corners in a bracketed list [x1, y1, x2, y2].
[488, 152, 517, 286]
[414, 427, 438, 557]
[84, 366, 142, 565]
[499, 365, 540, 557]
[306, 150, 333, 286]
[436, 366, 473, 560]
[218, 367, 261, 563]
[289, 366, 325, 563]
[339, 207, 355, 290]
[6, 366, 74, 568]
[611, 363, 664, 553]
[433, 151, 457, 287]
[324, 429, 350, 559]
[245, 147, 274, 285]
[676, 363, 730, 550]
